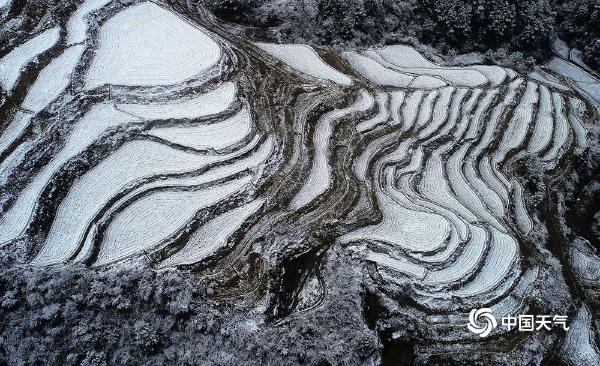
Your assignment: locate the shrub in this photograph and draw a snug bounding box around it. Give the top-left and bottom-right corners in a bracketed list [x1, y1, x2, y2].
[584, 38, 600, 69]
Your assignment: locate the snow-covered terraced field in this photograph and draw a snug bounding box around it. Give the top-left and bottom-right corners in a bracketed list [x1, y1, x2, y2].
[1, 0, 599, 357]
[95, 176, 252, 266]
[0, 81, 242, 246]
[0, 44, 84, 156]
[328, 43, 595, 340]
[160, 199, 265, 267]
[290, 89, 373, 209]
[0, 27, 60, 92]
[0, 104, 140, 244]
[0, 1, 270, 269]
[66, 0, 112, 45]
[256, 43, 353, 86]
[85, 2, 222, 88]
[117, 82, 236, 120]
[148, 105, 252, 150]
[33, 140, 238, 264]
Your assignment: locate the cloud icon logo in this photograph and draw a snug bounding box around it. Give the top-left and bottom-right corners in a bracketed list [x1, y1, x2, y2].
[467, 308, 497, 337]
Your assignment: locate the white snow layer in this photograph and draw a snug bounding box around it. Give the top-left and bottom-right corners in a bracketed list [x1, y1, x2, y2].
[85, 2, 222, 88]
[0, 27, 60, 92]
[256, 43, 353, 86]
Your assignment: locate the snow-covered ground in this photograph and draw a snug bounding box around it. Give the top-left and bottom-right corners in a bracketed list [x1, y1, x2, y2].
[0, 27, 60, 92]
[256, 43, 353, 86]
[1, 2, 599, 362]
[85, 2, 222, 88]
